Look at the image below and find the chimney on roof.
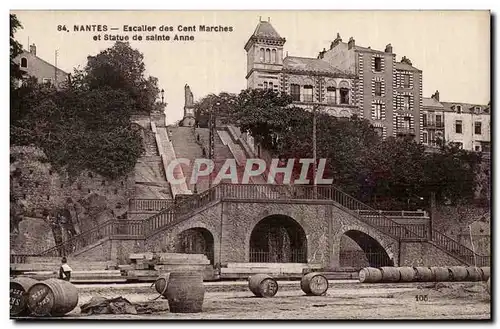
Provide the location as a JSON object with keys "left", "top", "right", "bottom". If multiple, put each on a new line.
{"left": 259, "top": 16, "right": 262, "bottom": 22}
{"left": 401, "top": 56, "right": 412, "bottom": 66}
{"left": 29, "top": 43, "right": 37, "bottom": 56}
{"left": 318, "top": 48, "right": 326, "bottom": 59}
{"left": 330, "top": 33, "right": 342, "bottom": 50}
{"left": 348, "top": 37, "right": 355, "bottom": 50}
{"left": 385, "top": 43, "right": 393, "bottom": 53}
{"left": 431, "top": 90, "right": 440, "bottom": 101}
{"left": 268, "top": 17, "right": 270, "bottom": 22}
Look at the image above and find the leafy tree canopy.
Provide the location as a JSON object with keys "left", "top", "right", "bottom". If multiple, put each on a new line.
{"left": 10, "top": 14, "right": 24, "bottom": 88}
{"left": 195, "top": 89, "right": 482, "bottom": 209}
{"left": 76, "top": 41, "right": 162, "bottom": 114}
{"left": 10, "top": 40, "right": 154, "bottom": 179}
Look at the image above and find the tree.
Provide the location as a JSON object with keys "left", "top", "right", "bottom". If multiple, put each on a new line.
{"left": 10, "top": 14, "right": 24, "bottom": 88}
{"left": 10, "top": 42, "right": 150, "bottom": 180}
{"left": 80, "top": 41, "right": 161, "bottom": 113}
{"left": 422, "top": 143, "right": 481, "bottom": 205}
{"left": 194, "top": 92, "right": 239, "bottom": 127}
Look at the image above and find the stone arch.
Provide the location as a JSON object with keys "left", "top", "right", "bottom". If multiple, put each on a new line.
{"left": 265, "top": 49, "right": 271, "bottom": 63}
{"left": 326, "top": 79, "right": 337, "bottom": 88}
{"left": 334, "top": 224, "right": 397, "bottom": 268}
{"left": 247, "top": 214, "right": 308, "bottom": 263}
{"left": 340, "top": 109, "right": 350, "bottom": 117}
{"left": 175, "top": 226, "right": 215, "bottom": 264}
{"left": 339, "top": 80, "right": 350, "bottom": 89}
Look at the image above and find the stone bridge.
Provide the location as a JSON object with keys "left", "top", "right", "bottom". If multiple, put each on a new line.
{"left": 144, "top": 198, "right": 401, "bottom": 268}
{"left": 34, "top": 184, "right": 487, "bottom": 269}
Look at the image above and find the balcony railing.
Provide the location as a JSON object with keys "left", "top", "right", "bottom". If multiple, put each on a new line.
{"left": 396, "top": 127, "right": 415, "bottom": 135}
{"left": 326, "top": 96, "right": 337, "bottom": 104}
{"left": 423, "top": 121, "right": 444, "bottom": 128}
{"left": 302, "top": 95, "right": 313, "bottom": 102}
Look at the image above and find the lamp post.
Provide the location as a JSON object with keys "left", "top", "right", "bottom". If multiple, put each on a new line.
{"left": 312, "top": 76, "right": 324, "bottom": 199}
{"left": 208, "top": 101, "right": 220, "bottom": 188}
{"left": 160, "top": 89, "right": 165, "bottom": 105}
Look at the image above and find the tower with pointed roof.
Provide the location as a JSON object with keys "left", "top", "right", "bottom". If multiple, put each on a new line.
{"left": 244, "top": 17, "right": 286, "bottom": 90}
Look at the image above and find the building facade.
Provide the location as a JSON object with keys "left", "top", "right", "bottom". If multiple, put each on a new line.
{"left": 244, "top": 19, "right": 359, "bottom": 119}
{"left": 244, "top": 19, "right": 422, "bottom": 140}
{"left": 442, "top": 101, "right": 491, "bottom": 152}
{"left": 321, "top": 35, "right": 422, "bottom": 140}
{"left": 421, "top": 91, "right": 445, "bottom": 148}
{"left": 13, "top": 44, "right": 69, "bottom": 88}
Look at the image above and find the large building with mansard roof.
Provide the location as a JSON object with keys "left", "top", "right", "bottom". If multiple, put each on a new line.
{"left": 244, "top": 18, "right": 423, "bottom": 141}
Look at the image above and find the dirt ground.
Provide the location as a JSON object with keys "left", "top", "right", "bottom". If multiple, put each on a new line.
{"left": 21, "top": 280, "right": 491, "bottom": 320}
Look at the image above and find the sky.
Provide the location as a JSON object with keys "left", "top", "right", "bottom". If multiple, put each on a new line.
{"left": 11, "top": 10, "right": 490, "bottom": 124}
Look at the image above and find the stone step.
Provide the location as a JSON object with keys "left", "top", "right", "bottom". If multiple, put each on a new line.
{"left": 14, "top": 270, "right": 126, "bottom": 283}
{"left": 227, "top": 262, "right": 321, "bottom": 269}
{"left": 12, "top": 261, "right": 115, "bottom": 272}
{"left": 130, "top": 252, "right": 208, "bottom": 262}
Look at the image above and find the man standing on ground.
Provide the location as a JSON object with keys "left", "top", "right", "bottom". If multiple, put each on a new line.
{"left": 59, "top": 257, "right": 72, "bottom": 281}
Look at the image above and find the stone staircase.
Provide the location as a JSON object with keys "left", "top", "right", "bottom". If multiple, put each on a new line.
{"left": 143, "top": 130, "right": 159, "bottom": 156}
{"left": 16, "top": 183, "right": 489, "bottom": 268}
{"left": 169, "top": 127, "right": 205, "bottom": 192}
{"left": 155, "top": 125, "right": 191, "bottom": 196}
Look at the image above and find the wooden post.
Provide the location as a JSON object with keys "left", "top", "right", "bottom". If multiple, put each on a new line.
{"left": 429, "top": 192, "right": 436, "bottom": 240}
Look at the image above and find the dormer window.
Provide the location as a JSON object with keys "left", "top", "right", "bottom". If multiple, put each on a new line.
{"left": 456, "top": 105, "right": 462, "bottom": 113}
{"left": 474, "top": 106, "right": 481, "bottom": 114}
{"left": 20, "top": 57, "right": 28, "bottom": 68}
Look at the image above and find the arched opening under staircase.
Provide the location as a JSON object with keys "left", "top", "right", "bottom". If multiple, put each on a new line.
{"left": 176, "top": 228, "right": 214, "bottom": 264}
{"left": 339, "top": 230, "right": 393, "bottom": 269}
{"left": 249, "top": 215, "right": 307, "bottom": 263}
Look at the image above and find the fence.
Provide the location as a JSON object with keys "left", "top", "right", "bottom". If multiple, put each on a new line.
{"left": 249, "top": 249, "right": 307, "bottom": 263}
{"left": 129, "top": 199, "right": 174, "bottom": 212}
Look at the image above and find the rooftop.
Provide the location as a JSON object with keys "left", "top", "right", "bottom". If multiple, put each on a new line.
{"left": 251, "top": 19, "right": 282, "bottom": 39}
{"left": 422, "top": 97, "right": 444, "bottom": 108}
{"left": 441, "top": 101, "right": 490, "bottom": 114}
{"left": 395, "top": 61, "right": 421, "bottom": 72}
{"left": 283, "top": 56, "right": 351, "bottom": 76}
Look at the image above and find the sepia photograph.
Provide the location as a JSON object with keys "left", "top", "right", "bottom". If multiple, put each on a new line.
{"left": 8, "top": 9, "right": 491, "bottom": 321}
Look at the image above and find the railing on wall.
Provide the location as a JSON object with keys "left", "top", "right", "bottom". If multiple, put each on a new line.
{"left": 38, "top": 220, "right": 115, "bottom": 257}
{"left": 129, "top": 199, "right": 174, "bottom": 212}
{"left": 432, "top": 230, "right": 490, "bottom": 266}
{"left": 359, "top": 210, "right": 428, "bottom": 218}
{"left": 26, "top": 182, "right": 488, "bottom": 267}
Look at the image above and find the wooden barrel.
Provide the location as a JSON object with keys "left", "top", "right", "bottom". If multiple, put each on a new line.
{"left": 154, "top": 273, "right": 170, "bottom": 296}
{"left": 359, "top": 267, "right": 382, "bottom": 283}
{"left": 449, "top": 266, "right": 468, "bottom": 281}
{"left": 480, "top": 267, "right": 490, "bottom": 281}
{"left": 398, "top": 267, "right": 416, "bottom": 282}
{"left": 166, "top": 271, "right": 205, "bottom": 313}
{"left": 10, "top": 277, "right": 38, "bottom": 317}
{"left": 430, "top": 267, "right": 451, "bottom": 282}
{"left": 414, "top": 267, "right": 434, "bottom": 282}
{"left": 27, "top": 279, "right": 78, "bottom": 316}
{"left": 300, "top": 273, "right": 328, "bottom": 296}
{"left": 465, "top": 267, "right": 482, "bottom": 282}
{"left": 380, "top": 267, "right": 400, "bottom": 282}
{"left": 248, "top": 274, "right": 279, "bottom": 297}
